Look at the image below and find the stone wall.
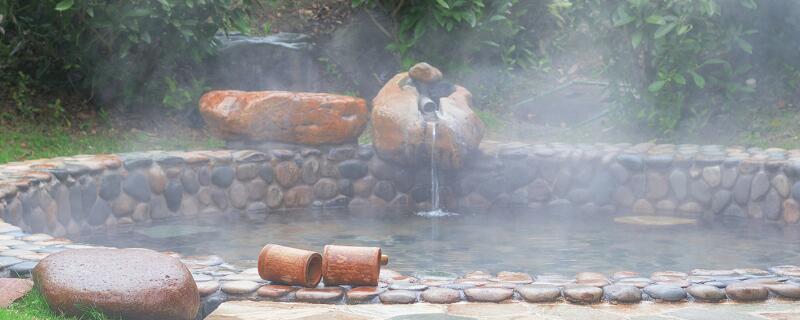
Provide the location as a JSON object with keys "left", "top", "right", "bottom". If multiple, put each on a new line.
{"left": 1, "top": 141, "right": 800, "bottom": 237}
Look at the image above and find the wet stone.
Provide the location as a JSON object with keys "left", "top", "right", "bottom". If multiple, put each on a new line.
{"left": 87, "top": 200, "right": 112, "bottom": 226}
{"left": 346, "top": 286, "right": 386, "bottom": 303}
{"left": 725, "top": 282, "right": 768, "bottom": 301}
{"left": 0, "top": 256, "right": 23, "bottom": 268}
{"left": 389, "top": 282, "right": 428, "bottom": 291}
{"left": 603, "top": 285, "right": 642, "bottom": 304}
{"left": 784, "top": 199, "right": 800, "bottom": 224}
{"left": 295, "top": 287, "right": 344, "bottom": 303}
{"left": 515, "top": 284, "right": 561, "bottom": 303}
{"left": 774, "top": 174, "right": 790, "bottom": 197}
{"left": 689, "top": 180, "right": 711, "bottom": 204}
{"left": 464, "top": 287, "right": 513, "bottom": 302}
{"left": 734, "top": 174, "right": 753, "bottom": 205}
{"left": 164, "top": 180, "right": 183, "bottom": 212}
{"left": 236, "top": 163, "right": 259, "bottom": 181}
{"left": 266, "top": 185, "right": 283, "bottom": 208}
{"left": 379, "top": 290, "right": 417, "bottom": 304}
{"left": 221, "top": 281, "right": 261, "bottom": 295}
{"left": 275, "top": 162, "right": 300, "bottom": 187}
{"left": 563, "top": 285, "right": 603, "bottom": 304}
{"left": 617, "top": 154, "right": 643, "bottom": 171}
{"left": 257, "top": 285, "right": 298, "bottom": 299}
{"left": 686, "top": 284, "right": 726, "bottom": 302}
{"left": 421, "top": 287, "right": 461, "bottom": 304}
{"left": 766, "top": 283, "right": 800, "bottom": 299}
{"left": 211, "top": 166, "right": 235, "bottom": 188}
{"left": 197, "top": 281, "right": 221, "bottom": 297}
{"left": 751, "top": 172, "right": 770, "bottom": 200}
{"left": 328, "top": 146, "right": 356, "bottom": 161}
{"left": 312, "top": 178, "right": 339, "bottom": 200}
{"left": 702, "top": 166, "right": 721, "bottom": 187}
{"left": 373, "top": 180, "right": 396, "bottom": 202}
{"left": 98, "top": 174, "right": 123, "bottom": 201}
{"left": 644, "top": 284, "right": 686, "bottom": 302}
{"left": 338, "top": 160, "right": 369, "bottom": 180}
{"left": 229, "top": 181, "right": 248, "bottom": 209}
{"left": 271, "top": 149, "right": 295, "bottom": 161}
{"left": 198, "top": 167, "right": 211, "bottom": 186}
{"left": 711, "top": 190, "right": 732, "bottom": 214}
{"left": 123, "top": 172, "right": 151, "bottom": 202}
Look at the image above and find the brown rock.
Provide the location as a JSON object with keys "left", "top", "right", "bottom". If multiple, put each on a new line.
{"left": 346, "top": 286, "right": 386, "bottom": 303}
{"left": 284, "top": 186, "right": 313, "bottom": 208}
{"left": 295, "top": 287, "right": 344, "bottom": 303}
{"left": 0, "top": 278, "right": 33, "bottom": 307}
{"left": 784, "top": 199, "right": 800, "bottom": 224}
{"left": 725, "top": 282, "right": 769, "bottom": 301}
{"left": 33, "top": 248, "right": 199, "bottom": 320}
{"left": 464, "top": 287, "right": 513, "bottom": 302}
{"left": 408, "top": 62, "right": 443, "bottom": 83}
{"left": 199, "top": 90, "right": 368, "bottom": 145}
{"left": 371, "top": 73, "right": 484, "bottom": 170}
{"left": 256, "top": 285, "right": 298, "bottom": 299}
{"left": 493, "top": 271, "right": 534, "bottom": 284}
{"left": 275, "top": 162, "right": 300, "bottom": 188}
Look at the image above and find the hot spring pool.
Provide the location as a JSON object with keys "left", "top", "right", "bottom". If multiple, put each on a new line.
{"left": 68, "top": 207, "right": 800, "bottom": 275}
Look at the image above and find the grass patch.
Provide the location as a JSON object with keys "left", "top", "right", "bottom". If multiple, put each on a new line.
{"left": 0, "top": 288, "right": 112, "bottom": 320}
{"left": 0, "top": 121, "right": 223, "bottom": 165}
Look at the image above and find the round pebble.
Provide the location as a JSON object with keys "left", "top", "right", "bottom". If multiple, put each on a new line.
{"left": 197, "top": 281, "right": 221, "bottom": 297}
{"left": 388, "top": 282, "right": 428, "bottom": 291}
{"left": 603, "top": 285, "right": 642, "bottom": 304}
{"left": 687, "top": 284, "right": 726, "bottom": 302}
{"left": 295, "top": 287, "right": 344, "bottom": 303}
{"left": 563, "top": 285, "right": 603, "bottom": 304}
{"left": 766, "top": 283, "right": 800, "bottom": 299}
{"left": 615, "top": 277, "right": 653, "bottom": 288}
{"left": 516, "top": 284, "right": 561, "bottom": 303}
{"left": 644, "top": 284, "right": 687, "bottom": 302}
{"left": 379, "top": 290, "right": 417, "bottom": 304}
{"left": 347, "top": 286, "right": 386, "bottom": 303}
{"left": 257, "top": 285, "right": 298, "bottom": 299}
{"left": 421, "top": 287, "right": 461, "bottom": 304}
{"left": 463, "top": 287, "right": 513, "bottom": 302}
{"left": 221, "top": 281, "right": 261, "bottom": 294}
{"left": 725, "top": 283, "right": 769, "bottom": 302}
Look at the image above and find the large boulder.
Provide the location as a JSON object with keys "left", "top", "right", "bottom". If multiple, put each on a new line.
{"left": 371, "top": 64, "right": 484, "bottom": 170}
{"left": 33, "top": 248, "right": 199, "bottom": 320}
{"left": 200, "top": 90, "right": 368, "bottom": 145}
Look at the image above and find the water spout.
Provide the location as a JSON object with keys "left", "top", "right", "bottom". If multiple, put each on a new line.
{"left": 417, "top": 119, "right": 457, "bottom": 218}
{"left": 418, "top": 94, "right": 440, "bottom": 122}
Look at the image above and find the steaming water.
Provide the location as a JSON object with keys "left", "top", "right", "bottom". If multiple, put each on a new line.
{"left": 69, "top": 207, "right": 800, "bottom": 275}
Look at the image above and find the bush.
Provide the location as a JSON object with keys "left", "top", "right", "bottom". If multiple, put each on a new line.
{"left": 0, "top": 0, "right": 260, "bottom": 119}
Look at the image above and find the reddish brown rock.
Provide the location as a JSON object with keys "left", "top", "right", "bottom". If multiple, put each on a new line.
{"left": 409, "top": 62, "right": 443, "bottom": 83}
{"left": 33, "top": 248, "right": 199, "bottom": 320}
{"left": 0, "top": 278, "right": 33, "bottom": 307}
{"left": 199, "top": 90, "right": 368, "bottom": 145}
{"left": 256, "top": 285, "right": 298, "bottom": 299}
{"left": 371, "top": 72, "right": 484, "bottom": 170}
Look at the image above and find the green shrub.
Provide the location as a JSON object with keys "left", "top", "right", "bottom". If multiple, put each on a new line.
{"left": 0, "top": 0, "right": 260, "bottom": 119}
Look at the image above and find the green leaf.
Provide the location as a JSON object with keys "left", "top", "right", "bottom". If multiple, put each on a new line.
{"left": 631, "top": 31, "right": 643, "bottom": 48}
{"left": 645, "top": 15, "right": 664, "bottom": 25}
{"left": 688, "top": 70, "right": 705, "bottom": 89}
{"left": 648, "top": 80, "right": 667, "bottom": 92}
{"left": 436, "top": 0, "right": 450, "bottom": 9}
{"left": 55, "top": 0, "right": 74, "bottom": 11}
{"left": 654, "top": 22, "right": 677, "bottom": 39}
{"left": 736, "top": 38, "right": 753, "bottom": 54}
{"left": 674, "top": 74, "right": 686, "bottom": 85}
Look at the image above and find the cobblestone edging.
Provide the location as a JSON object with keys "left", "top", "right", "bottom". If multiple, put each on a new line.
{"left": 2, "top": 141, "right": 800, "bottom": 237}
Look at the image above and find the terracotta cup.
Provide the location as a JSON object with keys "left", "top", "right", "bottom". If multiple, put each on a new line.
{"left": 321, "top": 245, "right": 388, "bottom": 286}
{"left": 258, "top": 244, "right": 322, "bottom": 287}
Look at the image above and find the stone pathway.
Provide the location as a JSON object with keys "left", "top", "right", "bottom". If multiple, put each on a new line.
{"left": 208, "top": 301, "right": 800, "bottom": 320}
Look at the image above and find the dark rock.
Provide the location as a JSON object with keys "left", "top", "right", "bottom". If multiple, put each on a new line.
{"left": 338, "top": 160, "right": 369, "bottom": 180}
{"left": 295, "top": 287, "right": 343, "bottom": 303}
{"left": 271, "top": 149, "right": 296, "bottom": 161}
{"left": 198, "top": 167, "right": 211, "bottom": 186}
{"left": 734, "top": 175, "right": 753, "bottom": 205}
{"left": 379, "top": 290, "right": 417, "bottom": 304}
{"left": 689, "top": 179, "right": 711, "bottom": 204}
{"left": 603, "top": 285, "right": 642, "bottom": 304}
{"left": 420, "top": 287, "right": 461, "bottom": 304}
{"left": 374, "top": 180, "right": 396, "bottom": 202}
{"left": 337, "top": 179, "right": 354, "bottom": 197}
{"left": 301, "top": 158, "right": 320, "bottom": 184}
{"left": 357, "top": 145, "right": 374, "bottom": 160}
{"left": 122, "top": 156, "right": 153, "bottom": 170}
{"left": 515, "top": 284, "right": 561, "bottom": 303}
{"left": 87, "top": 200, "right": 111, "bottom": 226}
{"left": 236, "top": 163, "right": 259, "bottom": 181}
{"left": 81, "top": 178, "right": 97, "bottom": 215}
{"left": 211, "top": 189, "right": 228, "bottom": 210}
{"left": 686, "top": 284, "right": 726, "bottom": 302}
{"left": 711, "top": 190, "right": 732, "bottom": 214}
{"left": 211, "top": 166, "right": 235, "bottom": 188}
{"left": 33, "top": 248, "right": 199, "bottom": 320}
{"left": 722, "top": 167, "right": 738, "bottom": 188}
{"left": 725, "top": 283, "right": 768, "bottom": 301}
{"left": 763, "top": 189, "right": 783, "bottom": 220}
{"left": 617, "top": 154, "right": 643, "bottom": 171}
{"left": 258, "top": 165, "right": 274, "bottom": 183}
{"left": 609, "top": 163, "right": 630, "bottom": 182}
{"left": 563, "top": 285, "right": 602, "bottom": 304}
{"left": 99, "top": 174, "right": 123, "bottom": 201}
{"left": 792, "top": 181, "right": 800, "bottom": 202}
{"left": 123, "top": 172, "right": 151, "bottom": 202}
{"left": 164, "top": 181, "right": 183, "bottom": 212}
{"left": 180, "top": 170, "right": 200, "bottom": 195}
{"left": 328, "top": 146, "right": 356, "bottom": 161}
{"left": 751, "top": 172, "right": 770, "bottom": 201}
{"left": 644, "top": 284, "right": 686, "bottom": 302}
{"left": 266, "top": 185, "right": 283, "bottom": 208}
{"left": 228, "top": 181, "right": 248, "bottom": 209}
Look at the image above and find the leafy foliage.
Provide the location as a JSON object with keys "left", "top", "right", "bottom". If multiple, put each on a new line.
{"left": 0, "top": 0, "right": 259, "bottom": 120}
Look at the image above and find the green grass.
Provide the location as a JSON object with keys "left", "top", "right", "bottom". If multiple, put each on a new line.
{"left": 0, "top": 122, "right": 224, "bottom": 164}
{"left": 0, "top": 288, "right": 111, "bottom": 320}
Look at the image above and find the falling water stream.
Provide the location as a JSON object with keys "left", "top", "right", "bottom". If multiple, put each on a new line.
{"left": 417, "top": 116, "right": 457, "bottom": 243}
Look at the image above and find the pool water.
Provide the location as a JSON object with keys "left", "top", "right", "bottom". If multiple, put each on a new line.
{"left": 68, "top": 207, "right": 800, "bottom": 275}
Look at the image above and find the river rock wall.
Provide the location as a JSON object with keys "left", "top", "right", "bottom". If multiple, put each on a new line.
{"left": 1, "top": 141, "right": 799, "bottom": 237}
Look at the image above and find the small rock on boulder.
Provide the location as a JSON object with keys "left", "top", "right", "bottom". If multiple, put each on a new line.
{"left": 200, "top": 90, "right": 368, "bottom": 145}
{"left": 33, "top": 248, "right": 199, "bottom": 320}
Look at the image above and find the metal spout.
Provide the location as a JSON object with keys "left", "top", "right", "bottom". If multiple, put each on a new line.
{"left": 419, "top": 94, "right": 439, "bottom": 121}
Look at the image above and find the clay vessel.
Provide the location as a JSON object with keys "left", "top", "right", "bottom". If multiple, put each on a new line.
{"left": 258, "top": 244, "right": 322, "bottom": 287}
{"left": 322, "top": 245, "right": 388, "bottom": 286}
